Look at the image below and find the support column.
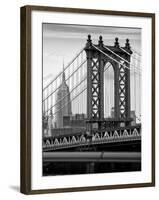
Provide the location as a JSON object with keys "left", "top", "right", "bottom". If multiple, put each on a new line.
{"left": 85, "top": 35, "right": 93, "bottom": 132}
{"left": 125, "top": 64, "right": 131, "bottom": 120}
{"left": 114, "top": 62, "right": 120, "bottom": 120}
{"left": 98, "top": 36, "right": 105, "bottom": 129}
{"left": 85, "top": 35, "right": 105, "bottom": 132}
{"left": 125, "top": 39, "right": 131, "bottom": 123}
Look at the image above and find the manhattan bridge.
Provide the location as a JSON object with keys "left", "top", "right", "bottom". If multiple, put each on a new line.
{"left": 42, "top": 35, "right": 141, "bottom": 175}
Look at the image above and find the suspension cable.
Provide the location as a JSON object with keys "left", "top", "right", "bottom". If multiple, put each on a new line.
{"left": 43, "top": 48, "right": 84, "bottom": 91}
{"left": 103, "top": 45, "right": 141, "bottom": 71}
{"left": 93, "top": 44, "right": 141, "bottom": 121}
{"left": 119, "top": 47, "right": 141, "bottom": 63}
{"left": 43, "top": 59, "right": 87, "bottom": 102}
{"left": 44, "top": 74, "right": 87, "bottom": 115}
{"left": 92, "top": 44, "right": 141, "bottom": 75}
{"left": 45, "top": 63, "right": 111, "bottom": 118}
{"left": 53, "top": 85, "right": 87, "bottom": 117}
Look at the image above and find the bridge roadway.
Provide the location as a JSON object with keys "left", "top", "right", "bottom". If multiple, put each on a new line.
{"left": 43, "top": 124, "right": 141, "bottom": 151}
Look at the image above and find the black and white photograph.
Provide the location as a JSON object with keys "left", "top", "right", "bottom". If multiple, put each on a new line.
{"left": 20, "top": 6, "right": 155, "bottom": 194}
{"left": 42, "top": 24, "right": 142, "bottom": 176}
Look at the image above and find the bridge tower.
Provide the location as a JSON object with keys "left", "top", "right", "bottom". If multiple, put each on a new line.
{"left": 84, "top": 35, "right": 133, "bottom": 132}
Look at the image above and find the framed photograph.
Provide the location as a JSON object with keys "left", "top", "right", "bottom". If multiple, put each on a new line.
{"left": 20, "top": 5, "right": 155, "bottom": 194}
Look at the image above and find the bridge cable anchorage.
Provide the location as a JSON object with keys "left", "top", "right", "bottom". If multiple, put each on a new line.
{"left": 103, "top": 45, "right": 141, "bottom": 72}
{"left": 119, "top": 47, "right": 141, "bottom": 63}
{"left": 43, "top": 47, "right": 85, "bottom": 91}
{"left": 45, "top": 64, "right": 111, "bottom": 119}
{"left": 43, "top": 59, "right": 87, "bottom": 102}
{"left": 92, "top": 44, "right": 141, "bottom": 75}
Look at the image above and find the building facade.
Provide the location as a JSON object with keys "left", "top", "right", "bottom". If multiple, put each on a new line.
{"left": 55, "top": 69, "right": 72, "bottom": 128}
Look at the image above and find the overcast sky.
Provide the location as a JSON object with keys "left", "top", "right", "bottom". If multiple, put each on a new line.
{"left": 43, "top": 23, "right": 141, "bottom": 79}
{"left": 42, "top": 23, "right": 141, "bottom": 118}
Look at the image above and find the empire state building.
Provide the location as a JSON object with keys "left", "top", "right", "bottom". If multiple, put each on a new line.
{"left": 55, "top": 68, "right": 72, "bottom": 128}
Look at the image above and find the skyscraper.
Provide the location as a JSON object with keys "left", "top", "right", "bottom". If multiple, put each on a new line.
{"left": 55, "top": 67, "right": 72, "bottom": 128}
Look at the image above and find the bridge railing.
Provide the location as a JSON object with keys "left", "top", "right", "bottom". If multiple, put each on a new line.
{"left": 43, "top": 124, "right": 141, "bottom": 151}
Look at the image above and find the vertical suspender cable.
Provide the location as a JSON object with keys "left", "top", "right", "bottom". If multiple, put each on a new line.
{"left": 134, "top": 58, "right": 136, "bottom": 122}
